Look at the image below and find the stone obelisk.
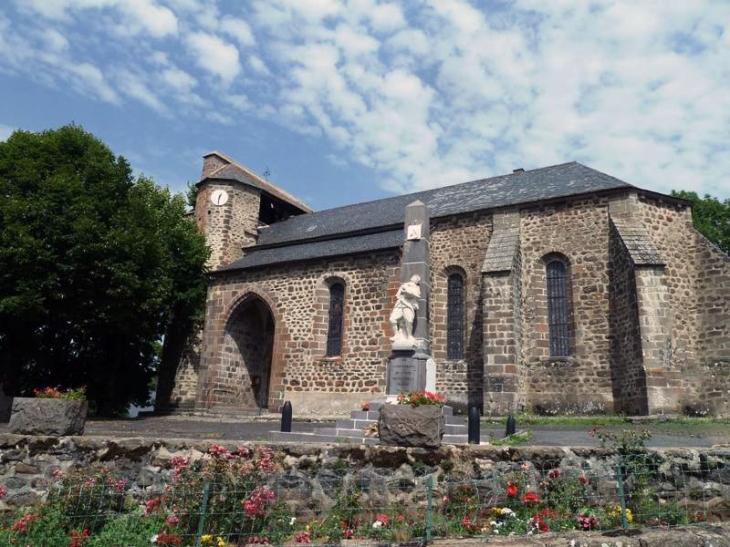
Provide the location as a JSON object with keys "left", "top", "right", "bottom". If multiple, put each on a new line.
{"left": 386, "top": 200, "right": 435, "bottom": 396}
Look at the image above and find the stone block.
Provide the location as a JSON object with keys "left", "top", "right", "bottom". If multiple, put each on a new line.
{"left": 9, "top": 398, "right": 88, "bottom": 436}
{"left": 378, "top": 404, "right": 445, "bottom": 448}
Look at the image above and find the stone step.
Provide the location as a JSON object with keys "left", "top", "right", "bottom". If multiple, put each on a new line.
{"left": 318, "top": 427, "right": 373, "bottom": 439}
{"left": 270, "top": 430, "right": 471, "bottom": 445}
{"left": 269, "top": 431, "right": 380, "bottom": 445}
{"left": 336, "top": 418, "right": 377, "bottom": 429}
{"left": 445, "top": 424, "right": 467, "bottom": 434}
{"left": 442, "top": 434, "right": 468, "bottom": 444}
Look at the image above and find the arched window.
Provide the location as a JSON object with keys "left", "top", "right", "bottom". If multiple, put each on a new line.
{"left": 326, "top": 282, "right": 345, "bottom": 357}
{"left": 546, "top": 259, "right": 570, "bottom": 356}
{"left": 447, "top": 273, "right": 465, "bottom": 360}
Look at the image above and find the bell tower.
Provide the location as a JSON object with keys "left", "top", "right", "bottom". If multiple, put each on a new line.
{"left": 193, "top": 151, "right": 311, "bottom": 270}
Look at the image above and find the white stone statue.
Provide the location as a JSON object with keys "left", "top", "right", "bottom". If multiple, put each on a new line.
{"left": 389, "top": 274, "right": 421, "bottom": 343}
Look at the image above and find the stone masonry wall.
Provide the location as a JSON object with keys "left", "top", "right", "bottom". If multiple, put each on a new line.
{"left": 608, "top": 220, "right": 646, "bottom": 414}
{"left": 430, "top": 212, "right": 492, "bottom": 407}
{"left": 520, "top": 198, "right": 614, "bottom": 414}
{"left": 197, "top": 252, "right": 401, "bottom": 414}
{"left": 195, "top": 182, "right": 261, "bottom": 271}
{"left": 216, "top": 300, "right": 274, "bottom": 408}
{"left": 638, "top": 196, "right": 730, "bottom": 415}
{"left": 2, "top": 434, "right": 729, "bottom": 541}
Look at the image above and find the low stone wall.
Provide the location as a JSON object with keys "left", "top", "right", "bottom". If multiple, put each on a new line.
{"left": 1, "top": 434, "right": 729, "bottom": 521}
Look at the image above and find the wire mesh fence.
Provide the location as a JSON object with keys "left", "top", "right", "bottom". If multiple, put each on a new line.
{"left": 1, "top": 445, "right": 729, "bottom": 546}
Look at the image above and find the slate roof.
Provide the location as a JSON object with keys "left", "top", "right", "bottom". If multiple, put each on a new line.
{"left": 221, "top": 161, "right": 637, "bottom": 272}
{"left": 256, "top": 162, "right": 633, "bottom": 247}
{"left": 221, "top": 230, "right": 403, "bottom": 271}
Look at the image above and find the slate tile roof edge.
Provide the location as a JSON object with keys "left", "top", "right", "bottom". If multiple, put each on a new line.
{"left": 201, "top": 150, "right": 313, "bottom": 213}
{"left": 214, "top": 230, "right": 403, "bottom": 273}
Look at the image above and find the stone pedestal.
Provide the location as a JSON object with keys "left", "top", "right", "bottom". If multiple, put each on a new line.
{"left": 9, "top": 398, "right": 88, "bottom": 436}
{"left": 386, "top": 350, "right": 427, "bottom": 396}
{"left": 378, "top": 404, "right": 445, "bottom": 448}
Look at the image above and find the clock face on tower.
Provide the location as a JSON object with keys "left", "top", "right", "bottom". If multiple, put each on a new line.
{"left": 210, "top": 189, "right": 229, "bottom": 206}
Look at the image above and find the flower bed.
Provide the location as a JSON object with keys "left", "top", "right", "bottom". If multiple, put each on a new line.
{"left": 0, "top": 444, "right": 730, "bottom": 547}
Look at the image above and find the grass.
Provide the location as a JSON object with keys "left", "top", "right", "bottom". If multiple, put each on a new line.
{"left": 482, "top": 412, "right": 730, "bottom": 427}
{"left": 490, "top": 430, "right": 533, "bottom": 446}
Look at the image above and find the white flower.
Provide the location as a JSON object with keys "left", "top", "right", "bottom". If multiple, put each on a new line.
{"left": 290, "top": 517, "right": 297, "bottom": 526}
{"left": 151, "top": 534, "right": 159, "bottom": 544}
{"left": 372, "top": 521, "right": 383, "bottom": 529}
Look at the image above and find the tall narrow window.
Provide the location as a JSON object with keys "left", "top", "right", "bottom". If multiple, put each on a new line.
{"left": 546, "top": 259, "right": 570, "bottom": 356}
{"left": 326, "top": 282, "right": 345, "bottom": 357}
{"left": 447, "top": 273, "right": 465, "bottom": 360}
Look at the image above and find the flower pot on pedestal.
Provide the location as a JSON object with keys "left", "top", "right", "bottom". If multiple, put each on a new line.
{"left": 378, "top": 404, "right": 444, "bottom": 448}
{"left": 9, "top": 397, "right": 88, "bottom": 436}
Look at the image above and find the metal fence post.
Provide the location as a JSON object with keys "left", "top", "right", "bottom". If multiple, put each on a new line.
{"left": 616, "top": 461, "right": 629, "bottom": 531}
{"left": 195, "top": 482, "right": 211, "bottom": 547}
{"left": 425, "top": 475, "right": 434, "bottom": 543}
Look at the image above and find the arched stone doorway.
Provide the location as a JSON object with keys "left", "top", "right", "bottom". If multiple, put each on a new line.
{"left": 221, "top": 295, "right": 275, "bottom": 410}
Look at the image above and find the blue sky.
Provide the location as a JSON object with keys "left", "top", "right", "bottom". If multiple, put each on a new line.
{"left": 1, "top": 0, "right": 729, "bottom": 211}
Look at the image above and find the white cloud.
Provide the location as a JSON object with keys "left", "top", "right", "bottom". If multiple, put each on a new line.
{"left": 116, "top": 69, "right": 167, "bottom": 113}
{"left": 0, "top": 124, "right": 17, "bottom": 142}
{"left": 2, "top": 0, "right": 730, "bottom": 199}
{"left": 220, "top": 17, "right": 256, "bottom": 47}
{"left": 186, "top": 32, "right": 241, "bottom": 85}
{"left": 18, "top": 0, "right": 178, "bottom": 37}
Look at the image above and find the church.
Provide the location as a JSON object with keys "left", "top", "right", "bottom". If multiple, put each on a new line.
{"left": 170, "top": 151, "right": 730, "bottom": 417}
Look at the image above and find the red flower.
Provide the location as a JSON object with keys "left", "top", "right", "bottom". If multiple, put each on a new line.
{"left": 579, "top": 475, "right": 590, "bottom": 485}
{"left": 520, "top": 491, "right": 539, "bottom": 504}
{"left": 547, "top": 468, "right": 561, "bottom": 479}
{"left": 68, "top": 528, "right": 88, "bottom": 547}
{"left": 506, "top": 482, "right": 518, "bottom": 497}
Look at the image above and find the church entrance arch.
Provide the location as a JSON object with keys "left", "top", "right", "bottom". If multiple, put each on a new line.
{"left": 221, "top": 294, "right": 275, "bottom": 410}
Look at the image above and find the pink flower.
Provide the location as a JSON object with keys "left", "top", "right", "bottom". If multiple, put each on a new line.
{"left": 576, "top": 512, "right": 599, "bottom": 530}
{"left": 547, "top": 468, "right": 561, "bottom": 479}
{"left": 145, "top": 497, "right": 162, "bottom": 513}
{"left": 579, "top": 475, "right": 590, "bottom": 485}
{"left": 375, "top": 513, "right": 388, "bottom": 525}
{"left": 165, "top": 514, "right": 179, "bottom": 526}
{"left": 208, "top": 443, "right": 231, "bottom": 459}
{"left": 242, "top": 485, "right": 275, "bottom": 516}
{"left": 294, "top": 531, "right": 311, "bottom": 544}
{"left": 0, "top": 485, "right": 6, "bottom": 499}
{"left": 51, "top": 469, "right": 65, "bottom": 479}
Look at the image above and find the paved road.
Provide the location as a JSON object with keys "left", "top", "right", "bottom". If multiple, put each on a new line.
{"left": 2, "top": 417, "right": 726, "bottom": 448}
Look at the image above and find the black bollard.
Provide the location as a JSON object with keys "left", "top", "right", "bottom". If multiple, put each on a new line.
{"left": 505, "top": 412, "right": 516, "bottom": 436}
{"left": 468, "top": 404, "right": 480, "bottom": 444}
{"left": 281, "top": 401, "right": 292, "bottom": 432}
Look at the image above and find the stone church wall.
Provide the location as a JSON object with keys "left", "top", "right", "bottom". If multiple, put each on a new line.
{"left": 198, "top": 252, "right": 400, "bottom": 414}
{"left": 429, "top": 212, "right": 492, "bottom": 408}
{"left": 519, "top": 197, "right": 614, "bottom": 413}
{"left": 638, "top": 196, "right": 730, "bottom": 414}
{"left": 608, "top": 220, "right": 645, "bottom": 414}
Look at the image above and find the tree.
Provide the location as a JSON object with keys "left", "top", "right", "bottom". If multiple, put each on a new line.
{"left": 0, "top": 125, "right": 209, "bottom": 414}
{"left": 672, "top": 190, "right": 730, "bottom": 255}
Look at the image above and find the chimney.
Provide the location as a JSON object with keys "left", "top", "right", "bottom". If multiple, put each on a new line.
{"left": 201, "top": 152, "right": 230, "bottom": 180}
{"left": 513, "top": 168, "right": 525, "bottom": 174}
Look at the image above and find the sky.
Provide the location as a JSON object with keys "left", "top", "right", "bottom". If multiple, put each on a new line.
{"left": 0, "top": 0, "right": 729, "bottom": 211}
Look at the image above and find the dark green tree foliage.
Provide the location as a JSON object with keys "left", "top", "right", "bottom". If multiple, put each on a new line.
{"left": 672, "top": 190, "right": 730, "bottom": 255}
{"left": 0, "top": 125, "right": 209, "bottom": 414}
